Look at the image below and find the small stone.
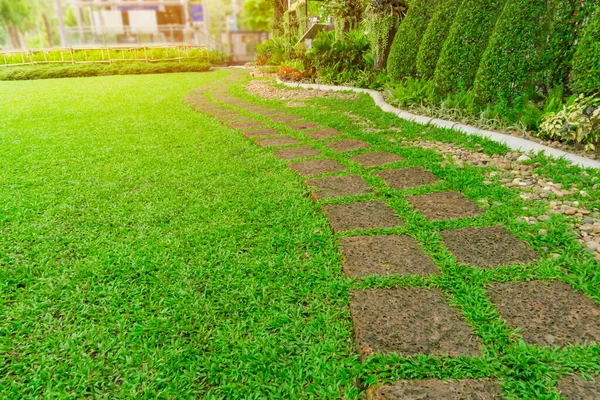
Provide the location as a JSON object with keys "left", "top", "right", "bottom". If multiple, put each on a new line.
{"left": 539, "top": 229, "right": 548, "bottom": 235}
{"left": 586, "top": 241, "right": 599, "bottom": 251}
{"left": 565, "top": 207, "right": 577, "bottom": 215}
{"left": 594, "top": 225, "right": 600, "bottom": 234}
{"left": 584, "top": 218, "right": 594, "bottom": 224}
{"left": 517, "top": 155, "right": 531, "bottom": 162}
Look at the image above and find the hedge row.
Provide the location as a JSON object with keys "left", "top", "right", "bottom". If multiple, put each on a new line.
{"left": 0, "top": 61, "right": 211, "bottom": 81}
{"left": 571, "top": 7, "right": 600, "bottom": 95}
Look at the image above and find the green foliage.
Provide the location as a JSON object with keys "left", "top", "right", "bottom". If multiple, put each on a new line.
{"left": 256, "top": 36, "right": 288, "bottom": 65}
{"left": 386, "top": 0, "right": 441, "bottom": 80}
{"left": 473, "top": 0, "right": 547, "bottom": 104}
{"left": 296, "top": 0, "right": 308, "bottom": 37}
{"left": 322, "top": 0, "right": 366, "bottom": 31}
{"left": 415, "top": 0, "right": 462, "bottom": 80}
{"left": 365, "top": 14, "right": 398, "bottom": 71}
{"left": 538, "top": 94, "right": 600, "bottom": 150}
{"left": 0, "top": 61, "right": 211, "bottom": 81}
{"left": 433, "top": 0, "right": 507, "bottom": 94}
{"left": 282, "top": 10, "right": 298, "bottom": 50}
{"left": 240, "top": 0, "right": 274, "bottom": 31}
{"left": 571, "top": 7, "right": 600, "bottom": 95}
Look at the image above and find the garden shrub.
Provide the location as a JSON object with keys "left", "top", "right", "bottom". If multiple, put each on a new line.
{"left": 473, "top": 0, "right": 547, "bottom": 104}
{"left": 386, "top": 0, "right": 441, "bottom": 80}
{"left": 433, "top": 0, "right": 507, "bottom": 95}
{"left": 296, "top": 1, "right": 308, "bottom": 37}
{"left": 0, "top": 61, "right": 211, "bottom": 81}
{"left": 571, "top": 7, "right": 600, "bottom": 95}
{"left": 415, "top": 0, "right": 462, "bottom": 80}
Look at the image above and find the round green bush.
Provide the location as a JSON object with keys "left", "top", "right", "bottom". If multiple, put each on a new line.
{"left": 571, "top": 7, "right": 600, "bottom": 95}
{"left": 415, "top": 0, "right": 462, "bottom": 80}
{"left": 473, "top": 0, "right": 547, "bottom": 103}
{"left": 387, "top": 0, "right": 441, "bottom": 80}
{"left": 433, "top": 0, "right": 507, "bottom": 95}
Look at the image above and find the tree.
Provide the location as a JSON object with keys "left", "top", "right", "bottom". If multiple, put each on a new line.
{"left": 241, "top": 0, "right": 273, "bottom": 31}
{"left": 0, "top": 0, "right": 31, "bottom": 49}
{"left": 366, "top": 0, "right": 408, "bottom": 71}
{"left": 571, "top": 6, "right": 600, "bottom": 95}
{"left": 415, "top": 0, "right": 462, "bottom": 80}
{"left": 323, "top": 0, "right": 367, "bottom": 31}
{"left": 433, "top": 0, "right": 507, "bottom": 94}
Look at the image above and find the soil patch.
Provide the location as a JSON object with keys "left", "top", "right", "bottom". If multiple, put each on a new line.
{"left": 305, "top": 175, "right": 372, "bottom": 200}
{"left": 245, "top": 80, "right": 358, "bottom": 101}
{"left": 322, "top": 200, "right": 404, "bottom": 232}
{"left": 289, "top": 122, "right": 322, "bottom": 131}
{"left": 558, "top": 374, "right": 600, "bottom": 400}
{"left": 325, "top": 139, "right": 371, "bottom": 153}
{"left": 441, "top": 226, "right": 539, "bottom": 268}
{"left": 350, "top": 152, "right": 405, "bottom": 168}
{"left": 350, "top": 288, "right": 482, "bottom": 357}
{"left": 371, "top": 380, "right": 502, "bottom": 400}
{"left": 273, "top": 115, "right": 302, "bottom": 123}
{"left": 228, "top": 121, "right": 265, "bottom": 130}
{"left": 407, "top": 192, "right": 483, "bottom": 221}
{"left": 274, "top": 146, "right": 321, "bottom": 160}
{"left": 340, "top": 235, "right": 438, "bottom": 277}
{"left": 289, "top": 159, "right": 346, "bottom": 176}
{"left": 304, "top": 128, "right": 344, "bottom": 140}
{"left": 375, "top": 167, "right": 440, "bottom": 190}
{"left": 242, "top": 128, "right": 281, "bottom": 138}
{"left": 487, "top": 281, "right": 600, "bottom": 347}
{"left": 255, "top": 136, "right": 300, "bottom": 147}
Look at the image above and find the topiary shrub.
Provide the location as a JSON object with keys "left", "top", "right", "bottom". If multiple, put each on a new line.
{"left": 571, "top": 7, "right": 600, "bottom": 95}
{"left": 433, "top": 0, "right": 507, "bottom": 95}
{"left": 473, "top": 0, "right": 547, "bottom": 103}
{"left": 415, "top": 0, "right": 462, "bottom": 80}
{"left": 386, "top": 0, "right": 441, "bottom": 80}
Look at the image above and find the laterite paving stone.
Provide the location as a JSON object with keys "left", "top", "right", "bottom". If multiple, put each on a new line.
{"left": 340, "top": 235, "right": 438, "bottom": 277}
{"left": 305, "top": 175, "right": 372, "bottom": 200}
{"left": 407, "top": 191, "right": 483, "bottom": 221}
{"left": 253, "top": 109, "right": 288, "bottom": 117}
{"left": 558, "top": 374, "right": 600, "bottom": 400}
{"left": 350, "top": 288, "right": 482, "bottom": 357}
{"left": 272, "top": 115, "right": 302, "bottom": 123}
{"left": 325, "top": 139, "right": 371, "bottom": 153}
{"left": 370, "top": 380, "right": 502, "bottom": 400}
{"left": 350, "top": 152, "right": 405, "bottom": 168}
{"left": 304, "top": 128, "right": 344, "bottom": 140}
{"left": 289, "top": 159, "right": 346, "bottom": 176}
{"left": 255, "top": 136, "right": 300, "bottom": 148}
{"left": 375, "top": 167, "right": 440, "bottom": 190}
{"left": 242, "top": 128, "right": 282, "bottom": 138}
{"left": 322, "top": 200, "right": 403, "bottom": 232}
{"left": 441, "top": 226, "right": 539, "bottom": 268}
{"left": 289, "top": 121, "right": 322, "bottom": 131}
{"left": 487, "top": 281, "right": 600, "bottom": 347}
{"left": 274, "top": 146, "right": 321, "bottom": 160}
{"left": 228, "top": 121, "right": 266, "bottom": 130}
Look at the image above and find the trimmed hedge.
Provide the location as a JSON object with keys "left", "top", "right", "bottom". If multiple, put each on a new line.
{"left": 433, "top": 0, "right": 506, "bottom": 94}
{"left": 473, "top": 0, "right": 547, "bottom": 103}
{"left": 571, "top": 7, "right": 600, "bottom": 95}
{"left": 415, "top": 0, "right": 462, "bottom": 80}
{"left": 0, "top": 61, "right": 211, "bottom": 81}
{"left": 387, "top": 0, "right": 441, "bottom": 80}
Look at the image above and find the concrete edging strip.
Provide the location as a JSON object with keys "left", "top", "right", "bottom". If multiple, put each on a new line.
{"left": 276, "top": 78, "right": 600, "bottom": 169}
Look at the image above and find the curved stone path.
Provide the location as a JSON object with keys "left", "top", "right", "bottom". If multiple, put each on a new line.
{"left": 185, "top": 70, "right": 600, "bottom": 399}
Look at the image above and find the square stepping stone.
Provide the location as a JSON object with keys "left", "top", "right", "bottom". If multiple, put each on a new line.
{"left": 325, "top": 139, "right": 371, "bottom": 153}
{"left": 255, "top": 136, "right": 300, "bottom": 147}
{"left": 254, "top": 110, "right": 288, "bottom": 117}
{"left": 350, "top": 152, "right": 404, "bottom": 168}
{"left": 289, "top": 159, "right": 347, "bottom": 176}
{"left": 407, "top": 191, "right": 483, "bottom": 221}
{"left": 304, "top": 128, "right": 344, "bottom": 140}
{"left": 340, "top": 235, "right": 438, "bottom": 277}
{"left": 441, "top": 226, "right": 539, "bottom": 268}
{"left": 228, "top": 121, "right": 265, "bottom": 130}
{"left": 350, "top": 288, "right": 482, "bottom": 357}
{"left": 305, "top": 174, "right": 372, "bottom": 200}
{"left": 274, "top": 146, "right": 321, "bottom": 160}
{"left": 272, "top": 114, "right": 302, "bottom": 123}
{"left": 375, "top": 167, "right": 440, "bottom": 190}
{"left": 486, "top": 281, "right": 600, "bottom": 347}
{"left": 371, "top": 380, "right": 502, "bottom": 400}
{"left": 322, "top": 200, "right": 403, "bottom": 232}
{"left": 205, "top": 110, "right": 236, "bottom": 117}
{"left": 289, "top": 121, "right": 322, "bottom": 131}
{"left": 242, "top": 128, "right": 281, "bottom": 138}
{"left": 558, "top": 374, "right": 600, "bottom": 400}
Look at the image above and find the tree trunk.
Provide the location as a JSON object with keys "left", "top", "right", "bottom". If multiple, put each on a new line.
{"left": 380, "top": 24, "right": 398, "bottom": 70}
{"left": 42, "top": 14, "right": 55, "bottom": 48}
{"left": 9, "top": 21, "right": 22, "bottom": 49}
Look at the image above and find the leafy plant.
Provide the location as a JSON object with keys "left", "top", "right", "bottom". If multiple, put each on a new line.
{"left": 570, "top": 7, "right": 600, "bottom": 96}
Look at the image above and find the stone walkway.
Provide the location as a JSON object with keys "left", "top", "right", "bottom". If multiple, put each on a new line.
{"left": 184, "top": 71, "right": 600, "bottom": 399}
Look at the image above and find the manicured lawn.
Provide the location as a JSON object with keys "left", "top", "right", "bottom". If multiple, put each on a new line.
{"left": 0, "top": 72, "right": 358, "bottom": 398}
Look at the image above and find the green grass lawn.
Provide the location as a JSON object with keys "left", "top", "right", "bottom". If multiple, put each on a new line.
{"left": 0, "top": 71, "right": 358, "bottom": 398}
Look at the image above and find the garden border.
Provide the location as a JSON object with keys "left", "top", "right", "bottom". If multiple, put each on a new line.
{"left": 276, "top": 79, "right": 600, "bottom": 170}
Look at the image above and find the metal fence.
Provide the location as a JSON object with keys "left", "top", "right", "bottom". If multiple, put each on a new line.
{"left": 0, "top": 45, "right": 210, "bottom": 67}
